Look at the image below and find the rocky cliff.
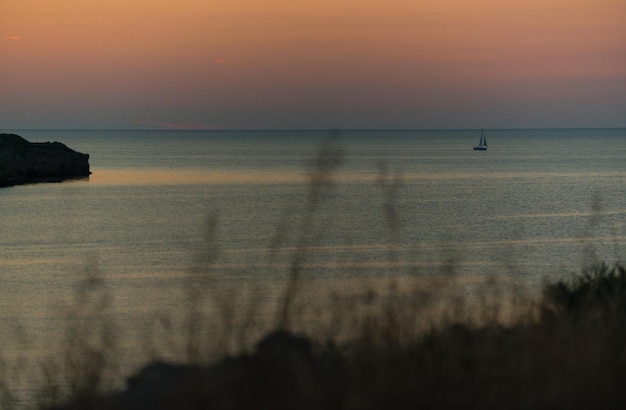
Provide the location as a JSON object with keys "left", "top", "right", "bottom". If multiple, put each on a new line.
{"left": 0, "top": 133, "right": 90, "bottom": 187}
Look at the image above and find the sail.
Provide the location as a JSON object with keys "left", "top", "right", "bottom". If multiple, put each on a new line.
{"left": 473, "top": 129, "right": 488, "bottom": 150}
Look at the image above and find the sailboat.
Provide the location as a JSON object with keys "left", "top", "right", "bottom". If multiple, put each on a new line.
{"left": 473, "top": 129, "right": 488, "bottom": 151}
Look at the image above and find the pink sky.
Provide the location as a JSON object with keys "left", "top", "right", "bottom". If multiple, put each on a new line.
{"left": 1, "top": 0, "right": 624, "bottom": 129}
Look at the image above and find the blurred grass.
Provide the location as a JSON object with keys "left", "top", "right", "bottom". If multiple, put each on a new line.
{"left": 34, "top": 261, "right": 626, "bottom": 409}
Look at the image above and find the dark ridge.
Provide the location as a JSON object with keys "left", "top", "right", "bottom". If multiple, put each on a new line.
{"left": 0, "top": 133, "right": 90, "bottom": 187}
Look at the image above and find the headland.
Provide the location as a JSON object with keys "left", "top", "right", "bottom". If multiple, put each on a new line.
{"left": 0, "top": 133, "right": 90, "bottom": 187}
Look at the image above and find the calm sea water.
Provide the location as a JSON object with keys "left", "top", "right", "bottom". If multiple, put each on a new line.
{"left": 1, "top": 128, "right": 625, "bottom": 402}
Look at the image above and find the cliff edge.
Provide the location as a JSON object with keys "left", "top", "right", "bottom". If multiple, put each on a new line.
{"left": 0, "top": 133, "right": 90, "bottom": 187}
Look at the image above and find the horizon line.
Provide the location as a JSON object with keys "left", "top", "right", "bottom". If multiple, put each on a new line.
{"left": 3, "top": 126, "right": 626, "bottom": 132}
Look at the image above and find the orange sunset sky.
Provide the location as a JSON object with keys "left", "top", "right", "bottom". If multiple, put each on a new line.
{"left": 1, "top": 0, "right": 624, "bottom": 129}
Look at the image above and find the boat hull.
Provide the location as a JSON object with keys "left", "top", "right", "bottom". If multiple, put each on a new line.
{"left": 473, "top": 146, "right": 487, "bottom": 151}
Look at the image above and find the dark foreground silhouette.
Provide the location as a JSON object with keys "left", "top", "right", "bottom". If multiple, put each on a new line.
{"left": 48, "top": 264, "right": 626, "bottom": 410}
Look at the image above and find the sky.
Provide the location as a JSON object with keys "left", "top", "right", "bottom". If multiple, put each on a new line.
{"left": 1, "top": 0, "right": 625, "bottom": 129}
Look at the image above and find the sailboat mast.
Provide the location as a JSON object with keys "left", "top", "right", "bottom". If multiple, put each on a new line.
{"left": 473, "top": 128, "right": 488, "bottom": 150}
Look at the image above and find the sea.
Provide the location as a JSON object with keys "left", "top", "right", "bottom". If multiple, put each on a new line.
{"left": 1, "top": 128, "right": 625, "bottom": 403}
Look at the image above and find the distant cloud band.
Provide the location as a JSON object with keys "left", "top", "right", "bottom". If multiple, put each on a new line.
{"left": 132, "top": 120, "right": 220, "bottom": 130}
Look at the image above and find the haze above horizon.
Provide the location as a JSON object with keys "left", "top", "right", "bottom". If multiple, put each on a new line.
{"left": 1, "top": 0, "right": 624, "bottom": 130}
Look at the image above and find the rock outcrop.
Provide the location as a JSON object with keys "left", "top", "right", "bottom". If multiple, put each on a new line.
{"left": 0, "top": 133, "right": 90, "bottom": 187}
